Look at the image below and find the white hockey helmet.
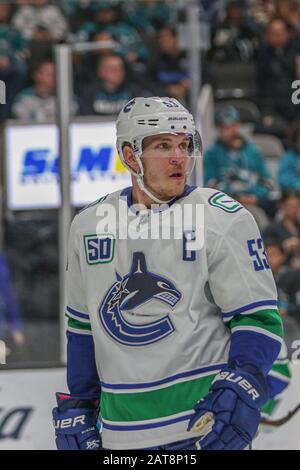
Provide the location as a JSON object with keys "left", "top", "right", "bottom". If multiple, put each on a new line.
{"left": 116, "top": 97, "right": 202, "bottom": 203}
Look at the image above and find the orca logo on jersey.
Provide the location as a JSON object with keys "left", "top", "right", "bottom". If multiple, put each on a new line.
{"left": 98, "top": 252, "right": 181, "bottom": 346}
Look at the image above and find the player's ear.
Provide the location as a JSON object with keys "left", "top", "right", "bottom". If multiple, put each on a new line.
{"left": 123, "top": 143, "right": 139, "bottom": 173}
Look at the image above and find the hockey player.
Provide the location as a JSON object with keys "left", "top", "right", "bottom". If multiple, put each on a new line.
{"left": 53, "top": 97, "right": 283, "bottom": 450}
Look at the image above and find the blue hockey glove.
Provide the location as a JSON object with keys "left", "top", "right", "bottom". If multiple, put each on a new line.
{"left": 52, "top": 393, "right": 102, "bottom": 450}
{"left": 187, "top": 368, "right": 268, "bottom": 450}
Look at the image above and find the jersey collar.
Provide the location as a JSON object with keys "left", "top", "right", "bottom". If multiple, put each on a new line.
{"left": 120, "top": 184, "right": 197, "bottom": 213}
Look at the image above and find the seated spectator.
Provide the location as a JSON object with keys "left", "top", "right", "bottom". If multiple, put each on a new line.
{"left": 125, "top": 0, "right": 172, "bottom": 34}
{"left": 59, "top": 0, "right": 91, "bottom": 30}
{"left": 278, "top": 120, "right": 300, "bottom": 192}
{"left": 255, "top": 18, "right": 300, "bottom": 135}
{"left": 278, "top": 271, "right": 300, "bottom": 320}
{"left": 0, "top": 2, "right": 27, "bottom": 61}
{"left": 0, "top": 1, "right": 28, "bottom": 120}
{"left": 0, "top": 252, "right": 25, "bottom": 351}
{"left": 264, "top": 240, "right": 289, "bottom": 316}
{"left": 275, "top": 0, "right": 300, "bottom": 34}
{"left": 247, "top": 0, "right": 276, "bottom": 28}
{"left": 204, "top": 105, "right": 271, "bottom": 230}
{"left": 148, "top": 26, "right": 190, "bottom": 105}
{"left": 209, "top": 0, "right": 259, "bottom": 62}
{"left": 90, "top": 30, "right": 119, "bottom": 58}
{"left": 265, "top": 239, "right": 300, "bottom": 319}
{"left": 77, "top": 1, "right": 148, "bottom": 65}
{"left": 74, "top": 30, "right": 119, "bottom": 95}
{"left": 74, "top": 29, "right": 159, "bottom": 98}
{"left": 263, "top": 190, "right": 300, "bottom": 266}
{"left": 12, "top": 0, "right": 69, "bottom": 69}
{"left": 78, "top": 53, "right": 147, "bottom": 116}
{"left": 12, "top": 0, "right": 68, "bottom": 42}
{"left": 12, "top": 59, "right": 77, "bottom": 121}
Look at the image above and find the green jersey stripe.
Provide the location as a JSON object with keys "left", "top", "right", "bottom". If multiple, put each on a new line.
{"left": 270, "top": 363, "right": 292, "bottom": 379}
{"left": 261, "top": 398, "right": 278, "bottom": 417}
{"left": 66, "top": 314, "right": 92, "bottom": 331}
{"left": 224, "top": 309, "right": 283, "bottom": 339}
{"left": 101, "top": 374, "right": 215, "bottom": 422}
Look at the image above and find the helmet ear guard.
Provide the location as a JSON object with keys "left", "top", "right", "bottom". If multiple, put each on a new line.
{"left": 121, "top": 141, "right": 144, "bottom": 178}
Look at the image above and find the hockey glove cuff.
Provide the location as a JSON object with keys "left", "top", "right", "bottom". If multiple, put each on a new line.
{"left": 52, "top": 392, "right": 102, "bottom": 450}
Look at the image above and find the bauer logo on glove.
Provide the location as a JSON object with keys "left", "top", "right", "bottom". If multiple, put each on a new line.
{"left": 212, "top": 371, "right": 261, "bottom": 401}
{"left": 53, "top": 414, "right": 86, "bottom": 430}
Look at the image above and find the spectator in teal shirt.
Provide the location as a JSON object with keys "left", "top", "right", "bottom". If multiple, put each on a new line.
{"left": 125, "top": 0, "right": 172, "bottom": 34}
{"left": 77, "top": 1, "right": 148, "bottom": 65}
{"left": 204, "top": 105, "right": 272, "bottom": 229}
{"left": 0, "top": 2, "right": 28, "bottom": 120}
{"left": 278, "top": 120, "right": 300, "bottom": 192}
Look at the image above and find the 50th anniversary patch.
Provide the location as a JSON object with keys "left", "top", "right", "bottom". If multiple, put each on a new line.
{"left": 84, "top": 234, "right": 115, "bottom": 265}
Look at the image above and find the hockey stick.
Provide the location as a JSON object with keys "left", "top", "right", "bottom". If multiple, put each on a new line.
{"left": 192, "top": 403, "right": 300, "bottom": 431}
{"left": 260, "top": 402, "right": 300, "bottom": 427}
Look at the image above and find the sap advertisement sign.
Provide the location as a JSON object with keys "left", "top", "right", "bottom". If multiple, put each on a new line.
{"left": 0, "top": 368, "right": 67, "bottom": 449}
{"left": 5, "top": 121, "right": 130, "bottom": 210}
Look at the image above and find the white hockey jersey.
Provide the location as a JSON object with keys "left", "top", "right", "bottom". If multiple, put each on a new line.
{"left": 65, "top": 185, "right": 283, "bottom": 449}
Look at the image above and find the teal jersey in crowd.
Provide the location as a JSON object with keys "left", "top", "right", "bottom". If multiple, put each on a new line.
{"left": 77, "top": 22, "right": 148, "bottom": 61}
{"left": 0, "top": 25, "right": 26, "bottom": 62}
{"left": 278, "top": 149, "right": 300, "bottom": 191}
{"left": 204, "top": 139, "right": 270, "bottom": 200}
{"left": 12, "top": 87, "right": 78, "bottom": 121}
{"left": 125, "top": 1, "right": 172, "bottom": 32}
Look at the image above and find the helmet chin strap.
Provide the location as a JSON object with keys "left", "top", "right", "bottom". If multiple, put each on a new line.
{"left": 136, "top": 175, "right": 174, "bottom": 204}
{"left": 131, "top": 154, "right": 175, "bottom": 205}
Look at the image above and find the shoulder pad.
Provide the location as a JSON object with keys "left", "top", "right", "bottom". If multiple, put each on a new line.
{"left": 78, "top": 194, "right": 108, "bottom": 214}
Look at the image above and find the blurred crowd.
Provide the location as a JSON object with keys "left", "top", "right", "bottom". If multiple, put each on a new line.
{"left": 204, "top": 103, "right": 300, "bottom": 322}
{"left": 0, "top": 0, "right": 300, "bottom": 126}
{"left": 0, "top": 0, "right": 300, "bottom": 361}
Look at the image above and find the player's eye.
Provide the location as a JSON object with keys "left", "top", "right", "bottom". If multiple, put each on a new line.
{"left": 179, "top": 142, "right": 189, "bottom": 151}
{"left": 156, "top": 142, "right": 171, "bottom": 150}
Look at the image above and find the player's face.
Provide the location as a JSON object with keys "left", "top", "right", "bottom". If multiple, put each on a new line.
{"left": 141, "top": 133, "right": 191, "bottom": 199}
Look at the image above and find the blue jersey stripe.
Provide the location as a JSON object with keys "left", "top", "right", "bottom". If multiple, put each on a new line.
{"left": 66, "top": 305, "right": 90, "bottom": 320}
{"left": 222, "top": 300, "right": 278, "bottom": 318}
{"left": 101, "top": 363, "right": 227, "bottom": 390}
{"left": 102, "top": 412, "right": 194, "bottom": 431}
